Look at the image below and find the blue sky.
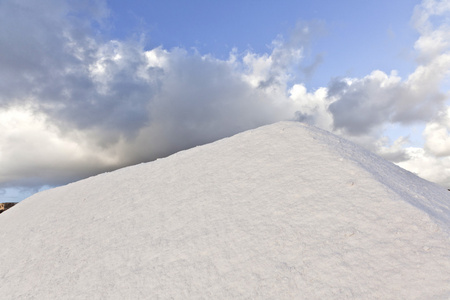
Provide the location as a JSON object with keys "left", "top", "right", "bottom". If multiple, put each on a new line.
{"left": 1, "top": 0, "right": 450, "bottom": 202}
{"left": 105, "top": 0, "right": 420, "bottom": 85}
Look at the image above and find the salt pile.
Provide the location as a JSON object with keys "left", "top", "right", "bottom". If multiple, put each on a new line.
{"left": 1, "top": 121, "right": 450, "bottom": 299}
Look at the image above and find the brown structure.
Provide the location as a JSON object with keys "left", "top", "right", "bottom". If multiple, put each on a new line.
{"left": 0, "top": 203, "right": 17, "bottom": 214}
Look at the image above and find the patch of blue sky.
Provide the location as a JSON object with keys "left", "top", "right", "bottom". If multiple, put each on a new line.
{"left": 106, "top": 0, "right": 421, "bottom": 90}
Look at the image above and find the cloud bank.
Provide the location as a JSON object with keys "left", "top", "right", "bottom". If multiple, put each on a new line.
{"left": 1, "top": 0, "right": 450, "bottom": 194}
{"left": 326, "top": 0, "right": 450, "bottom": 186}
{"left": 0, "top": 0, "right": 306, "bottom": 189}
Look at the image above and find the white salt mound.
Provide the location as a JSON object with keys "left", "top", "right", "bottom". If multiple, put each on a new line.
{"left": 1, "top": 121, "right": 450, "bottom": 299}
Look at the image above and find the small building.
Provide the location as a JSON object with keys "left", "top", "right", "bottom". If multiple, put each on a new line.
{"left": 0, "top": 203, "right": 17, "bottom": 214}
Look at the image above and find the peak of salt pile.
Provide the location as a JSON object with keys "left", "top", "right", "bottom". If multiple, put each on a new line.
{"left": 1, "top": 121, "right": 450, "bottom": 299}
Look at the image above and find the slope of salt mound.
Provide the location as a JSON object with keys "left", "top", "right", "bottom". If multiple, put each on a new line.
{"left": 1, "top": 121, "right": 450, "bottom": 299}
{"left": 300, "top": 123, "right": 450, "bottom": 228}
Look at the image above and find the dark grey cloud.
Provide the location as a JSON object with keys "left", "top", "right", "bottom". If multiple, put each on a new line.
{"left": 0, "top": 0, "right": 302, "bottom": 190}
{"left": 0, "top": 0, "right": 106, "bottom": 103}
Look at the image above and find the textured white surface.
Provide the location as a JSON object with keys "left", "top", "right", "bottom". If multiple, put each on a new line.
{"left": 1, "top": 121, "right": 450, "bottom": 299}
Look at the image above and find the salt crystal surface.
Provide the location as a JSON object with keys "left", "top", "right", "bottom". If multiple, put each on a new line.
{"left": 1, "top": 121, "right": 450, "bottom": 299}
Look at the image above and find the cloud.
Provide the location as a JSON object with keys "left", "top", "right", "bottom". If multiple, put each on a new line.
{"left": 289, "top": 84, "right": 332, "bottom": 129}
{"left": 412, "top": 0, "right": 450, "bottom": 63}
{"left": 398, "top": 147, "right": 450, "bottom": 187}
{"left": 322, "top": 0, "right": 450, "bottom": 187}
{"left": 327, "top": 0, "right": 450, "bottom": 136}
{"left": 2, "top": 0, "right": 450, "bottom": 194}
{"left": 327, "top": 71, "right": 404, "bottom": 135}
{"left": 301, "top": 53, "right": 324, "bottom": 79}
{"left": 0, "top": 106, "right": 116, "bottom": 188}
{"left": 424, "top": 108, "right": 450, "bottom": 157}
{"left": 396, "top": 105, "right": 450, "bottom": 188}
{"left": 0, "top": 0, "right": 318, "bottom": 190}
{"left": 374, "top": 136, "right": 411, "bottom": 163}
{"left": 0, "top": 0, "right": 107, "bottom": 103}
{"left": 327, "top": 68, "right": 448, "bottom": 135}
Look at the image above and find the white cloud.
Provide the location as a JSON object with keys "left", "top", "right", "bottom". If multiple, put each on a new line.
{"left": 327, "top": 0, "right": 450, "bottom": 137}
{"left": 0, "top": 106, "right": 119, "bottom": 188}
{"left": 398, "top": 147, "right": 450, "bottom": 187}
{"left": 412, "top": 0, "right": 450, "bottom": 63}
{"left": 0, "top": 1, "right": 318, "bottom": 189}
{"left": 424, "top": 108, "right": 450, "bottom": 157}
{"left": 374, "top": 136, "right": 411, "bottom": 163}
{"left": 289, "top": 84, "right": 332, "bottom": 129}
{"left": 2, "top": 0, "right": 450, "bottom": 193}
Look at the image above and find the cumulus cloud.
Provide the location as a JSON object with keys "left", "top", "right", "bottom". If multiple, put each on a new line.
{"left": 327, "top": 67, "right": 448, "bottom": 135}
{"left": 0, "top": 106, "right": 116, "bottom": 188}
{"left": 289, "top": 84, "right": 332, "bottom": 129}
{"left": 412, "top": 0, "right": 450, "bottom": 63}
{"left": 2, "top": 0, "right": 450, "bottom": 195}
{"left": 423, "top": 108, "right": 450, "bottom": 157}
{"left": 327, "top": 0, "right": 450, "bottom": 137}
{"left": 322, "top": 0, "right": 450, "bottom": 187}
{"left": 374, "top": 136, "right": 411, "bottom": 163}
{"left": 0, "top": 0, "right": 316, "bottom": 190}
{"left": 398, "top": 147, "right": 450, "bottom": 187}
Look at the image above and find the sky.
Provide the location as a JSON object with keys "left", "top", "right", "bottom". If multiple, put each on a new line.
{"left": 1, "top": 0, "right": 450, "bottom": 202}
